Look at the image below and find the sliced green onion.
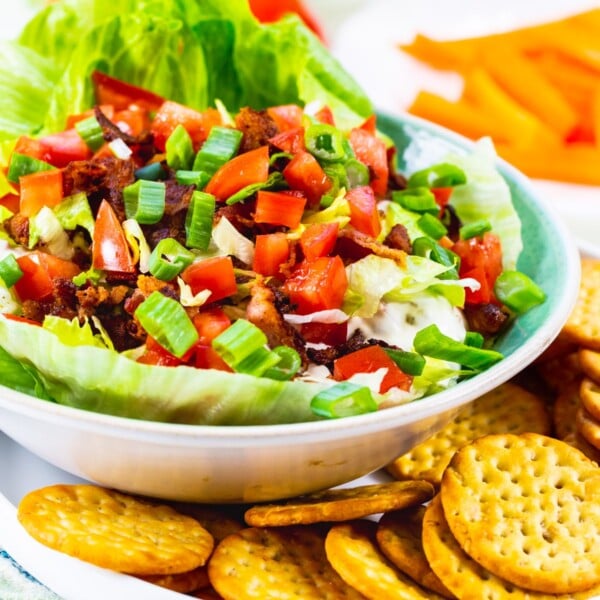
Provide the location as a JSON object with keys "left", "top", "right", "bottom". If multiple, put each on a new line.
{"left": 269, "top": 151, "right": 293, "bottom": 165}
{"left": 193, "top": 126, "right": 242, "bottom": 175}
{"left": 75, "top": 115, "right": 105, "bottom": 152}
{"left": 148, "top": 238, "right": 195, "bottom": 281}
{"left": 185, "top": 191, "right": 215, "bottom": 250}
{"left": 72, "top": 267, "right": 102, "bottom": 287}
{"left": 7, "top": 153, "right": 55, "bottom": 183}
{"left": 212, "top": 318, "right": 268, "bottom": 369}
{"left": 494, "top": 271, "right": 546, "bottom": 315}
{"left": 108, "top": 138, "right": 132, "bottom": 160}
{"left": 464, "top": 331, "right": 484, "bottom": 349}
{"left": 0, "top": 254, "right": 23, "bottom": 288}
{"left": 123, "top": 180, "right": 166, "bottom": 224}
{"left": 305, "top": 124, "right": 347, "bottom": 162}
{"left": 262, "top": 346, "right": 302, "bottom": 381}
{"left": 407, "top": 163, "right": 467, "bottom": 189}
{"left": 134, "top": 290, "right": 199, "bottom": 358}
{"left": 344, "top": 158, "right": 370, "bottom": 188}
{"left": 135, "top": 162, "right": 166, "bottom": 181}
{"left": 459, "top": 219, "right": 492, "bottom": 240}
{"left": 417, "top": 213, "right": 448, "bottom": 240}
{"left": 310, "top": 382, "right": 377, "bottom": 419}
{"left": 412, "top": 237, "right": 459, "bottom": 280}
{"left": 383, "top": 348, "right": 426, "bottom": 376}
{"left": 392, "top": 188, "right": 439, "bottom": 215}
{"left": 225, "top": 171, "right": 285, "bottom": 206}
{"left": 413, "top": 324, "right": 503, "bottom": 371}
{"left": 175, "top": 170, "right": 211, "bottom": 188}
{"left": 235, "top": 346, "right": 282, "bottom": 377}
{"left": 166, "top": 124, "right": 195, "bottom": 171}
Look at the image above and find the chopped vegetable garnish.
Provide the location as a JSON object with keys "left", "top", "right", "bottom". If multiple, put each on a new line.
{"left": 123, "top": 180, "right": 166, "bottom": 224}
{"left": 310, "top": 382, "right": 377, "bottom": 418}
{"left": 494, "top": 271, "right": 546, "bottom": 314}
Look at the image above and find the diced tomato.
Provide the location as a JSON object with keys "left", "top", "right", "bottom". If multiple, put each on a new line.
{"left": 92, "top": 70, "right": 164, "bottom": 112}
{"left": 19, "top": 170, "right": 64, "bottom": 217}
{"left": 13, "top": 136, "right": 45, "bottom": 160}
{"left": 301, "top": 321, "right": 347, "bottom": 346}
{"left": 254, "top": 190, "right": 306, "bottom": 229}
{"left": 283, "top": 255, "right": 347, "bottom": 314}
{"left": 113, "top": 104, "right": 152, "bottom": 137}
{"left": 0, "top": 194, "right": 20, "bottom": 213}
{"left": 1, "top": 313, "right": 41, "bottom": 326}
{"left": 282, "top": 150, "right": 331, "bottom": 207}
{"left": 253, "top": 233, "right": 290, "bottom": 277}
{"left": 314, "top": 105, "right": 335, "bottom": 125}
{"left": 248, "top": 0, "right": 326, "bottom": 41}
{"left": 333, "top": 345, "right": 413, "bottom": 393}
{"left": 151, "top": 101, "right": 222, "bottom": 152}
{"left": 180, "top": 256, "right": 237, "bottom": 303}
{"left": 39, "top": 129, "right": 92, "bottom": 168}
{"left": 92, "top": 200, "right": 136, "bottom": 273}
{"left": 137, "top": 336, "right": 184, "bottom": 367}
{"left": 300, "top": 221, "right": 339, "bottom": 260}
{"left": 193, "top": 345, "right": 233, "bottom": 371}
{"left": 205, "top": 146, "right": 270, "bottom": 202}
{"left": 191, "top": 307, "right": 233, "bottom": 371}
{"left": 268, "top": 127, "right": 306, "bottom": 154}
{"left": 453, "top": 232, "right": 503, "bottom": 304}
{"left": 348, "top": 127, "right": 389, "bottom": 197}
{"left": 14, "top": 252, "right": 80, "bottom": 302}
{"left": 431, "top": 187, "right": 453, "bottom": 211}
{"left": 359, "top": 114, "right": 377, "bottom": 135}
{"left": 267, "top": 105, "right": 304, "bottom": 132}
{"left": 346, "top": 185, "right": 381, "bottom": 238}
{"left": 66, "top": 105, "right": 115, "bottom": 129}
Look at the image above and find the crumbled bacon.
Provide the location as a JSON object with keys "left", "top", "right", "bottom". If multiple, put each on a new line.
{"left": 235, "top": 107, "right": 278, "bottom": 153}
{"left": 4, "top": 214, "right": 29, "bottom": 246}
{"left": 384, "top": 223, "right": 412, "bottom": 253}
{"left": 337, "top": 227, "right": 407, "bottom": 264}
{"left": 463, "top": 302, "right": 509, "bottom": 336}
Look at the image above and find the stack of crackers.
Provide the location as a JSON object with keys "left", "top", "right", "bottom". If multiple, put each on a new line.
{"left": 14, "top": 258, "right": 600, "bottom": 599}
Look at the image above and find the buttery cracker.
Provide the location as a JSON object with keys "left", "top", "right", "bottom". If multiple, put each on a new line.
{"left": 386, "top": 382, "right": 550, "bottom": 487}
{"left": 138, "top": 566, "right": 210, "bottom": 593}
{"left": 207, "top": 525, "right": 365, "bottom": 599}
{"left": 562, "top": 432, "right": 600, "bottom": 465}
{"left": 440, "top": 433, "right": 600, "bottom": 594}
{"left": 170, "top": 503, "right": 244, "bottom": 544}
{"left": 376, "top": 507, "right": 455, "bottom": 598}
{"left": 325, "top": 520, "right": 444, "bottom": 599}
{"left": 576, "top": 403, "right": 600, "bottom": 450}
{"left": 534, "top": 351, "right": 581, "bottom": 394}
{"left": 244, "top": 480, "right": 434, "bottom": 527}
{"left": 579, "top": 377, "right": 600, "bottom": 423}
{"left": 422, "top": 494, "right": 600, "bottom": 600}
{"left": 579, "top": 348, "right": 600, "bottom": 384}
{"left": 17, "top": 484, "right": 214, "bottom": 576}
{"left": 552, "top": 378, "right": 582, "bottom": 440}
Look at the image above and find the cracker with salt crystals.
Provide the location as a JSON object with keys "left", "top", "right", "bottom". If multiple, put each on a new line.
{"left": 386, "top": 382, "right": 550, "bottom": 487}
{"left": 376, "top": 507, "right": 454, "bottom": 598}
{"left": 207, "top": 525, "right": 365, "bottom": 600}
{"left": 440, "top": 433, "right": 600, "bottom": 595}
{"left": 325, "top": 520, "right": 444, "bottom": 599}
{"left": 562, "top": 258, "right": 600, "bottom": 351}
{"left": 244, "top": 480, "right": 434, "bottom": 527}
{"left": 17, "top": 484, "right": 214, "bottom": 576}
{"left": 169, "top": 503, "right": 244, "bottom": 544}
{"left": 422, "top": 494, "right": 600, "bottom": 600}
{"left": 138, "top": 566, "right": 209, "bottom": 594}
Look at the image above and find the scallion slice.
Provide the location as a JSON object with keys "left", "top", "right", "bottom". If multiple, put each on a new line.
{"left": 305, "top": 124, "right": 347, "bottom": 162}
{"left": 407, "top": 163, "right": 467, "bottom": 188}
{"left": 148, "top": 238, "right": 195, "bottom": 281}
{"left": 0, "top": 254, "right": 23, "bottom": 288}
{"left": 175, "top": 170, "right": 211, "bottom": 188}
{"left": 383, "top": 348, "right": 426, "bottom": 376}
{"left": 494, "top": 271, "right": 546, "bottom": 315}
{"left": 225, "top": 172, "right": 285, "bottom": 206}
{"left": 311, "top": 382, "right": 377, "bottom": 419}
{"left": 459, "top": 219, "right": 492, "bottom": 240}
{"left": 392, "top": 188, "right": 439, "bottom": 215}
{"left": 166, "top": 124, "right": 195, "bottom": 171}
{"left": 134, "top": 291, "right": 199, "bottom": 358}
{"left": 75, "top": 115, "right": 105, "bottom": 152}
{"left": 262, "top": 346, "right": 302, "bottom": 381}
{"left": 344, "top": 158, "right": 370, "bottom": 188}
{"left": 413, "top": 324, "right": 503, "bottom": 371}
{"left": 135, "top": 162, "right": 166, "bottom": 181}
{"left": 108, "top": 138, "right": 132, "bottom": 160}
{"left": 193, "top": 126, "right": 242, "bottom": 175}
{"left": 212, "top": 318, "right": 268, "bottom": 369}
{"left": 464, "top": 331, "right": 484, "bottom": 348}
{"left": 185, "top": 191, "right": 215, "bottom": 250}
{"left": 417, "top": 213, "right": 448, "bottom": 240}
{"left": 235, "top": 346, "right": 282, "bottom": 377}
{"left": 7, "top": 153, "right": 54, "bottom": 184}
{"left": 123, "top": 180, "right": 166, "bottom": 224}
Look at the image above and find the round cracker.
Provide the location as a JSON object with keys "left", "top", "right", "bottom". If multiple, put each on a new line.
{"left": 244, "top": 480, "right": 434, "bottom": 527}
{"left": 580, "top": 377, "right": 600, "bottom": 424}
{"left": 17, "top": 484, "right": 214, "bottom": 576}
{"left": 562, "top": 258, "right": 600, "bottom": 351}
{"left": 552, "top": 378, "right": 582, "bottom": 440}
{"left": 170, "top": 503, "right": 244, "bottom": 544}
{"left": 576, "top": 403, "right": 600, "bottom": 450}
{"left": 534, "top": 351, "right": 582, "bottom": 395}
{"left": 562, "top": 432, "right": 600, "bottom": 465}
{"left": 207, "top": 525, "right": 365, "bottom": 600}
{"left": 386, "top": 382, "right": 550, "bottom": 487}
{"left": 376, "top": 507, "right": 454, "bottom": 598}
{"left": 422, "top": 494, "right": 600, "bottom": 600}
{"left": 440, "top": 433, "right": 600, "bottom": 594}
{"left": 325, "top": 520, "right": 444, "bottom": 599}
{"left": 138, "top": 566, "right": 210, "bottom": 593}
{"left": 579, "top": 348, "right": 600, "bottom": 385}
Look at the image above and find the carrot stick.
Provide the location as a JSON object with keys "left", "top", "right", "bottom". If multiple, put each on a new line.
{"left": 593, "top": 89, "right": 600, "bottom": 148}
{"left": 400, "top": 34, "right": 476, "bottom": 71}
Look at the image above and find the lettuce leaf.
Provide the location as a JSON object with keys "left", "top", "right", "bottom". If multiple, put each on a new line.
{"left": 0, "top": 315, "right": 329, "bottom": 425}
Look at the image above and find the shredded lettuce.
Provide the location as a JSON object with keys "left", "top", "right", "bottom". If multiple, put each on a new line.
{"left": 54, "top": 193, "right": 95, "bottom": 239}
{"left": 0, "top": 343, "right": 52, "bottom": 400}
{"left": 28, "top": 206, "right": 75, "bottom": 260}
{"left": 43, "top": 315, "right": 112, "bottom": 349}
{"left": 211, "top": 216, "right": 254, "bottom": 266}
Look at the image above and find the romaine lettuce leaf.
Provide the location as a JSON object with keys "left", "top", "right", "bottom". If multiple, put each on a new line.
{"left": 0, "top": 343, "right": 52, "bottom": 400}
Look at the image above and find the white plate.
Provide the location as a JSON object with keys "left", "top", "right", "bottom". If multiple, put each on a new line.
{"left": 329, "top": 0, "right": 600, "bottom": 254}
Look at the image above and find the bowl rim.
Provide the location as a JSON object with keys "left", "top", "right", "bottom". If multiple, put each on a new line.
{"left": 0, "top": 111, "right": 581, "bottom": 444}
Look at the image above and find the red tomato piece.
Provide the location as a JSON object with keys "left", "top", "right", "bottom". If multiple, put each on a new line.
{"left": 268, "top": 127, "right": 306, "bottom": 154}
{"left": 66, "top": 105, "right": 115, "bottom": 129}
{"left": 283, "top": 255, "right": 347, "bottom": 314}
{"left": 254, "top": 190, "right": 307, "bottom": 229}
{"left": 282, "top": 150, "right": 331, "bottom": 207}
{"left": 314, "top": 105, "right": 335, "bottom": 125}
{"left": 300, "top": 321, "right": 347, "bottom": 346}
{"left": 180, "top": 256, "right": 237, "bottom": 303}
{"left": 431, "top": 187, "right": 453, "bottom": 211}
{"left": 349, "top": 127, "right": 389, "bottom": 197}
{"left": 248, "top": 0, "right": 326, "bottom": 41}
{"left": 19, "top": 170, "right": 64, "bottom": 217}
{"left": 191, "top": 307, "right": 233, "bottom": 371}
{"left": 92, "top": 200, "right": 136, "bottom": 273}
{"left": 346, "top": 185, "right": 381, "bottom": 238}
{"left": 92, "top": 70, "right": 164, "bottom": 112}
{"left": 13, "top": 136, "right": 45, "bottom": 160}
{"left": 39, "top": 129, "right": 92, "bottom": 168}
{"left": 253, "top": 233, "right": 290, "bottom": 277}
{"left": 0, "top": 194, "right": 20, "bottom": 213}
{"left": 300, "top": 221, "right": 339, "bottom": 261}
{"left": 113, "top": 104, "right": 152, "bottom": 137}
{"left": 267, "top": 105, "right": 304, "bottom": 132}
{"left": 15, "top": 252, "right": 80, "bottom": 302}
{"left": 205, "top": 146, "right": 270, "bottom": 202}
{"left": 359, "top": 114, "right": 377, "bottom": 134}
{"left": 137, "top": 336, "right": 184, "bottom": 367}
{"left": 333, "top": 345, "right": 413, "bottom": 393}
